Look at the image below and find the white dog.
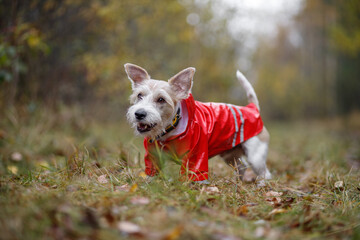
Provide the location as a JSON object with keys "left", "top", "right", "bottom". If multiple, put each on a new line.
{"left": 125, "top": 63, "right": 271, "bottom": 183}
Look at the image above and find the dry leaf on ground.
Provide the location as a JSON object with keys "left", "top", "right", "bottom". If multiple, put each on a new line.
{"left": 11, "top": 152, "right": 23, "bottom": 162}
{"left": 130, "top": 183, "right": 138, "bottom": 192}
{"left": 334, "top": 181, "right": 344, "bottom": 190}
{"left": 163, "top": 225, "right": 183, "bottom": 240}
{"left": 202, "top": 186, "right": 220, "bottom": 194}
{"left": 7, "top": 166, "right": 18, "bottom": 174}
{"left": 269, "top": 208, "right": 287, "bottom": 216}
{"left": 117, "top": 221, "right": 141, "bottom": 234}
{"left": 265, "top": 191, "right": 283, "bottom": 197}
{"left": 236, "top": 205, "right": 248, "bottom": 216}
{"left": 97, "top": 174, "right": 108, "bottom": 184}
{"left": 265, "top": 191, "right": 283, "bottom": 206}
{"left": 138, "top": 171, "right": 147, "bottom": 179}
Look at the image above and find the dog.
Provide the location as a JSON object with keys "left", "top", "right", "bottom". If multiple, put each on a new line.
{"left": 125, "top": 63, "right": 271, "bottom": 184}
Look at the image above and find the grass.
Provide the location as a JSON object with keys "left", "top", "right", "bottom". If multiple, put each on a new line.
{"left": 0, "top": 106, "right": 360, "bottom": 240}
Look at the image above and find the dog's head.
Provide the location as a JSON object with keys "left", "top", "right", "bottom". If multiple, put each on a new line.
{"left": 124, "top": 63, "right": 195, "bottom": 139}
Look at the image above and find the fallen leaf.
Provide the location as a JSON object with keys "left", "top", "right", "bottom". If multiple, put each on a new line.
{"left": 265, "top": 191, "right": 283, "bottom": 206}
{"left": 163, "top": 225, "right": 183, "bottom": 240}
{"left": 202, "top": 186, "right": 220, "bottom": 194}
{"left": 236, "top": 205, "right": 248, "bottom": 216}
{"left": 130, "top": 196, "right": 150, "bottom": 205}
{"left": 130, "top": 183, "right": 138, "bottom": 192}
{"left": 118, "top": 221, "right": 141, "bottom": 234}
{"left": 265, "top": 197, "right": 282, "bottom": 207}
{"left": 268, "top": 208, "right": 287, "bottom": 216}
{"left": 138, "top": 171, "right": 147, "bottom": 179}
{"left": 265, "top": 191, "right": 283, "bottom": 197}
{"left": 97, "top": 174, "right": 108, "bottom": 184}
{"left": 38, "top": 160, "right": 49, "bottom": 168}
{"left": 7, "top": 165, "right": 18, "bottom": 174}
{"left": 334, "top": 181, "right": 344, "bottom": 190}
{"left": 11, "top": 152, "right": 23, "bottom": 162}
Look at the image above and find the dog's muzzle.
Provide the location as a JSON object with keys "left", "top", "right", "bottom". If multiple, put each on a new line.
{"left": 134, "top": 109, "right": 157, "bottom": 133}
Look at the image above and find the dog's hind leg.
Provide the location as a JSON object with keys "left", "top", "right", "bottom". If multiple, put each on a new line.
{"left": 221, "top": 146, "right": 248, "bottom": 180}
{"left": 242, "top": 128, "right": 272, "bottom": 182}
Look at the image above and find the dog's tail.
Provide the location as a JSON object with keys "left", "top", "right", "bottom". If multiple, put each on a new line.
{"left": 236, "top": 70, "right": 260, "bottom": 111}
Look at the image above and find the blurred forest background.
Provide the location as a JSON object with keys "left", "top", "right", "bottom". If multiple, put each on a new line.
{"left": 0, "top": 0, "right": 359, "bottom": 120}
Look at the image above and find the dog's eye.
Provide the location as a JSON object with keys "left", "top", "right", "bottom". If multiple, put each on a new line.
{"left": 137, "top": 93, "right": 143, "bottom": 100}
{"left": 157, "top": 97, "right": 165, "bottom": 103}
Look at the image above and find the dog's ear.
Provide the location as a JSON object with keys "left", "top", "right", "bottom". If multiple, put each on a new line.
{"left": 168, "top": 67, "right": 195, "bottom": 99}
{"left": 124, "top": 63, "right": 150, "bottom": 88}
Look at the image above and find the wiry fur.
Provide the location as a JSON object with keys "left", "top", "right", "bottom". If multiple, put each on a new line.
{"left": 126, "top": 80, "right": 178, "bottom": 139}
{"left": 125, "top": 63, "right": 194, "bottom": 140}
{"left": 236, "top": 70, "right": 260, "bottom": 111}
{"left": 125, "top": 63, "right": 271, "bottom": 183}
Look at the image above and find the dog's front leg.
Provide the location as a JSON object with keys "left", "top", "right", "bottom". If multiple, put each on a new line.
{"left": 180, "top": 152, "right": 209, "bottom": 182}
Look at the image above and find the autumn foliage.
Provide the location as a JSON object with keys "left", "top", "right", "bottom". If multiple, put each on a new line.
{"left": 1, "top": 0, "right": 359, "bottom": 119}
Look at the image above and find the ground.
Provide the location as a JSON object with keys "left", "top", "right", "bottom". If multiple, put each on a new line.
{"left": 0, "top": 107, "right": 360, "bottom": 240}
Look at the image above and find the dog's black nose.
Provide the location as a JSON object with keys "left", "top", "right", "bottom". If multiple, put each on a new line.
{"left": 135, "top": 109, "right": 147, "bottom": 120}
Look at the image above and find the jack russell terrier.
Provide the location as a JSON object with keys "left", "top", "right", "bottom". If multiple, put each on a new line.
{"left": 125, "top": 63, "right": 271, "bottom": 184}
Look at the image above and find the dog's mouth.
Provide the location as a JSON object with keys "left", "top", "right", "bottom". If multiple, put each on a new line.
{"left": 137, "top": 122, "right": 157, "bottom": 133}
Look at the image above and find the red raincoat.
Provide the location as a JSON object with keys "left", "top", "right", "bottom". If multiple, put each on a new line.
{"left": 143, "top": 94, "right": 263, "bottom": 181}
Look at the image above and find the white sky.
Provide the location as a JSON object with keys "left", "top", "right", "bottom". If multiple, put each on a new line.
{"left": 217, "top": 0, "right": 303, "bottom": 69}
{"left": 217, "top": 0, "right": 303, "bottom": 39}
{"left": 187, "top": 0, "right": 303, "bottom": 39}
{"left": 184, "top": 0, "right": 304, "bottom": 70}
